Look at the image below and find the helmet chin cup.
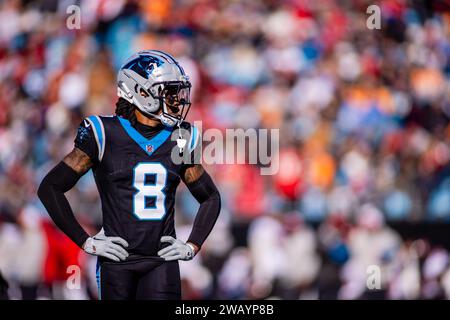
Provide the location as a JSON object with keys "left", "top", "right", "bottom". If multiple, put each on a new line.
{"left": 159, "top": 113, "right": 178, "bottom": 127}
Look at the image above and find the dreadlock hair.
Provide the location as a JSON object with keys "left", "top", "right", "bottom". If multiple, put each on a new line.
{"left": 115, "top": 97, "right": 137, "bottom": 126}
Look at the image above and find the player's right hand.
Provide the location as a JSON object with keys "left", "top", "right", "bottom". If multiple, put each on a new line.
{"left": 82, "top": 228, "right": 129, "bottom": 262}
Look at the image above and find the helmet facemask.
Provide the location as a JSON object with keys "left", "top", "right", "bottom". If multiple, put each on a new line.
{"left": 118, "top": 79, "right": 192, "bottom": 127}
{"left": 153, "top": 81, "right": 192, "bottom": 127}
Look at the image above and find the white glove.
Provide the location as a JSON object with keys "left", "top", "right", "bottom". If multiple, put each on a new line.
{"left": 83, "top": 228, "right": 129, "bottom": 262}
{"left": 157, "top": 236, "right": 195, "bottom": 261}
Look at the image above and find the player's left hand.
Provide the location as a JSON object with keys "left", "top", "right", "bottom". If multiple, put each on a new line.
{"left": 158, "top": 236, "right": 195, "bottom": 261}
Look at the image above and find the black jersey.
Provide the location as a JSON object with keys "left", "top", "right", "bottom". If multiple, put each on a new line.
{"left": 74, "top": 115, "right": 200, "bottom": 256}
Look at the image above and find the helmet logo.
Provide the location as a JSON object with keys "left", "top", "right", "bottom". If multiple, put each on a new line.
{"left": 147, "top": 62, "right": 159, "bottom": 74}
{"left": 144, "top": 56, "right": 164, "bottom": 77}
{"left": 123, "top": 56, "right": 164, "bottom": 79}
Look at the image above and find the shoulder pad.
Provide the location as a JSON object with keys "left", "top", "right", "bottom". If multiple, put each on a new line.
{"left": 84, "top": 115, "right": 106, "bottom": 162}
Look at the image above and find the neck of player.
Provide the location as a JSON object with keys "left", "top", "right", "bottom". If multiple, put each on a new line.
{"left": 135, "top": 109, "right": 162, "bottom": 127}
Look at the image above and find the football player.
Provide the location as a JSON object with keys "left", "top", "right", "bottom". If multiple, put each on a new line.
{"left": 38, "top": 50, "right": 221, "bottom": 300}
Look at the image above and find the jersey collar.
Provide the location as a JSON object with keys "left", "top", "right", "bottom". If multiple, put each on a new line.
{"left": 117, "top": 116, "right": 173, "bottom": 156}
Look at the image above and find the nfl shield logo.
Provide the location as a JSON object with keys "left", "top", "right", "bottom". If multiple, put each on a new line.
{"left": 146, "top": 144, "right": 154, "bottom": 153}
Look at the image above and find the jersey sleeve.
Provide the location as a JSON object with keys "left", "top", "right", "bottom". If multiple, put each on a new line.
{"left": 74, "top": 118, "right": 99, "bottom": 163}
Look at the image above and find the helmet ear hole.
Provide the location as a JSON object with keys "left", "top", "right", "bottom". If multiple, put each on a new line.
{"left": 139, "top": 88, "right": 149, "bottom": 98}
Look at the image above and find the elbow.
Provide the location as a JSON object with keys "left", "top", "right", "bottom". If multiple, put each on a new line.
{"left": 197, "top": 189, "right": 221, "bottom": 213}
{"left": 37, "top": 176, "right": 49, "bottom": 202}
{"left": 37, "top": 175, "right": 57, "bottom": 209}
{"left": 37, "top": 173, "right": 59, "bottom": 203}
{"left": 204, "top": 188, "right": 220, "bottom": 204}
{"left": 214, "top": 190, "right": 221, "bottom": 207}
{"left": 37, "top": 162, "right": 80, "bottom": 202}
{"left": 212, "top": 190, "right": 221, "bottom": 214}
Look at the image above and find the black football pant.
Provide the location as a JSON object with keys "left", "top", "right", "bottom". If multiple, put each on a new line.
{"left": 96, "top": 256, "right": 181, "bottom": 300}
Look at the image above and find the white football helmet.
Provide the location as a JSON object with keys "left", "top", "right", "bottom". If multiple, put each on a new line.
{"left": 117, "top": 50, "right": 191, "bottom": 127}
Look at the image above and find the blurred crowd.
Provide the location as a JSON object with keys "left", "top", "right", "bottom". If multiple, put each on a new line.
{"left": 0, "top": 0, "right": 449, "bottom": 299}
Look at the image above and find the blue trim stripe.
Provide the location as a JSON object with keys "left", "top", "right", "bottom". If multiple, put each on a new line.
{"left": 87, "top": 115, "right": 105, "bottom": 161}
{"left": 96, "top": 259, "right": 101, "bottom": 300}
{"left": 189, "top": 125, "right": 199, "bottom": 152}
{"left": 117, "top": 117, "right": 173, "bottom": 156}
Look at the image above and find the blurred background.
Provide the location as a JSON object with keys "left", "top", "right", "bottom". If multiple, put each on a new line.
{"left": 0, "top": 0, "right": 449, "bottom": 300}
